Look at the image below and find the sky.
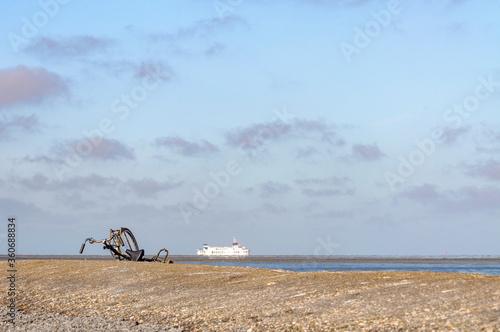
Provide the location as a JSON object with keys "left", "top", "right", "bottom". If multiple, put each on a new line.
{"left": 1, "top": 0, "right": 499, "bottom": 256}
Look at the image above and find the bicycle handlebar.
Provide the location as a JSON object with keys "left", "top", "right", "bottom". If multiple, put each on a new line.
{"left": 79, "top": 238, "right": 92, "bottom": 254}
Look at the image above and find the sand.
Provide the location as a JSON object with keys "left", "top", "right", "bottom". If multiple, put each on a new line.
{"left": 1, "top": 260, "right": 499, "bottom": 331}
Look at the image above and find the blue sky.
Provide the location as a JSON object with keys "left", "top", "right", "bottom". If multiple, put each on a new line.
{"left": 1, "top": 0, "right": 499, "bottom": 255}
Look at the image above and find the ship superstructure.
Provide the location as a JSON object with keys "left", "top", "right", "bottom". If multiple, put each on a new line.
{"left": 196, "top": 237, "right": 249, "bottom": 256}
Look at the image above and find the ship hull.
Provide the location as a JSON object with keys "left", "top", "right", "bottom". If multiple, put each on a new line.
{"left": 197, "top": 245, "right": 249, "bottom": 256}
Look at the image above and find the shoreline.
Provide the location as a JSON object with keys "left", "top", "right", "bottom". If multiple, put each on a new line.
{"left": 1, "top": 260, "right": 499, "bottom": 331}
{"left": 2, "top": 254, "right": 500, "bottom": 263}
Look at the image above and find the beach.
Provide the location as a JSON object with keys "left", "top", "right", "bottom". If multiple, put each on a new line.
{"left": 1, "top": 260, "right": 499, "bottom": 331}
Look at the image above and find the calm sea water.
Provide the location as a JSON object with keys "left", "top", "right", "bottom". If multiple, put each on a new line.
{"left": 174, "top": 255, "right": 500, "bottom": 275}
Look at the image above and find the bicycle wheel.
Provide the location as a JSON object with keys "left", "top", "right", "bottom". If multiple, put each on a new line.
{"left": 118, "top": 227, "right": 139, "bottom": 257}
{"left": 109, "top": 232, "right": 123, "bottom": 260}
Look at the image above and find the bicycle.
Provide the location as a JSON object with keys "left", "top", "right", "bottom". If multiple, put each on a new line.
{"left": 79, "top": 227, "right": 172, "bottom": 263}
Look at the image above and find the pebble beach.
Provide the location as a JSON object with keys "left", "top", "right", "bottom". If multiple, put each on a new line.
{"left": 2, "top": 260, "right": 499, "bottom": 331}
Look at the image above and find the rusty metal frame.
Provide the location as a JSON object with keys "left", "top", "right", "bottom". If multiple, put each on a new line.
{"left": 145, "top": 248, "right": 169, "bottom": 263}
{"left": 79, "top": 227, "right": 170, "bottom": 263}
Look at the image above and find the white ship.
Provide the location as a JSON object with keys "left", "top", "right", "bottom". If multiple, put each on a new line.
{"left": 197, "top": 237, "right": 250, "bottom": 256}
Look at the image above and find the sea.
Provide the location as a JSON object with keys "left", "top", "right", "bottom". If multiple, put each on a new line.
{"left": 8, "top": 255, "right": 500, "bottom": 275}
{"left": 173, "top": 255, "right": 500, "bottom": 275}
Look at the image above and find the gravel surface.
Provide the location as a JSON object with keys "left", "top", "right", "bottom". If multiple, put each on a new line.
{"left": 1, "top": 260, "right": 499, "bottom": 331}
